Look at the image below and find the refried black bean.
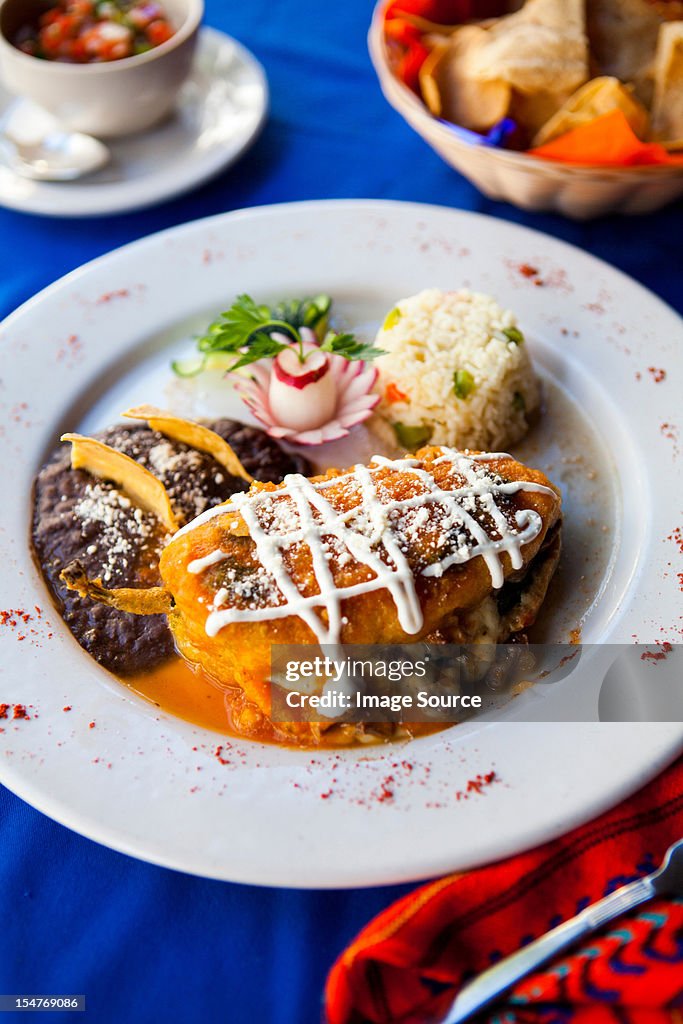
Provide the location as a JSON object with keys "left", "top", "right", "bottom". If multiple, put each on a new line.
{"left": 32, "top": 420, "right": 311, "bottom": 676}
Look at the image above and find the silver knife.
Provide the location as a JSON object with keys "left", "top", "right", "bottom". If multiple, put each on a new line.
{"left": 441, "top": 837, "right": 683, "bottom": 1024}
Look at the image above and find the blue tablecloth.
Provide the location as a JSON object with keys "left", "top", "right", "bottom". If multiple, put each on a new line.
{"left": 1, "top": 3, "right": 681, "bottom": 1022}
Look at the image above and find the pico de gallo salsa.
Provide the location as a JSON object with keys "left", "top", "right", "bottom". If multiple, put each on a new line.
{"left": 13, "top": 1, "right": 175, "bottom": 63}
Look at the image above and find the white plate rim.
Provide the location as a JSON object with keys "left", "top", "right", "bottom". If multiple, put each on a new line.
{"left": 1, "top": 198, "right": 681, "bottom": 888}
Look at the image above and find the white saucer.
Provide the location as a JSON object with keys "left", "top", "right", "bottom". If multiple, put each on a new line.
{"left": 0, "top": 27, "right": 268, "bottom": 218}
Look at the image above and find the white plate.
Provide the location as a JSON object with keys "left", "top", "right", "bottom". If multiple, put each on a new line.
{"left": 1, "top": 200, "right": 681, "bottom": 888}
{"left": 0, "top": 28, "right": 267, "bottom": 218}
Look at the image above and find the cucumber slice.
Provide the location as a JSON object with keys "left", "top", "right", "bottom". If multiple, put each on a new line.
{"left": 203, "top": 353, "right": 240, "bottom": 372}
{"left": 171, "top": 356, "right": 206, "bottom": 378}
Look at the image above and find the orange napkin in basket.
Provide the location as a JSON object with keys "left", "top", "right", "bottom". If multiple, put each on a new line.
{"left": 325, "top": 756, "right": 683, "bottom": 1024}
{"left": 529, "top": 110, "right": 683, "bottom": 167}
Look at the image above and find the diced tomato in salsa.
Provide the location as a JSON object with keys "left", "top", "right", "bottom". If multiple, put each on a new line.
{"left": 146, "top": 19, "right": 174, "bottom": 46}
{"left": 13, "top": 0, "right": 175, "bottom": 63}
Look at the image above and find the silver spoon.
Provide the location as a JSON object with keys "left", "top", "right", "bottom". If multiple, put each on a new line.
{"left": 0, "top": 126, "right": 110, "bottom": 181}
{"left": 441, "top": 837, "right": 683, "bottom": 1024}
{"left": 0, "top": 100, "right": 110, "bottom": 182}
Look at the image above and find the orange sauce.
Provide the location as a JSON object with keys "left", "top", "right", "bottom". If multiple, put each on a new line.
{"left": 124, "top": 657, "right": 235, "bottom": 734}
{"left": 121, "top": 656, "right": 445, "bottom": 748}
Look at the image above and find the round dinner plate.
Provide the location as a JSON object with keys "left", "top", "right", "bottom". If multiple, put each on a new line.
{"left": 0, "top": 27, "right": 268, "bottom": 218}
{"left": 1, "top": 200, "right": 681, "bottom": 888}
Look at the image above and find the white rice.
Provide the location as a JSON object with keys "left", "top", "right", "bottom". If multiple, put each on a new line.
{"left": 373, "top": 288, "right": 540, "bottom": 451}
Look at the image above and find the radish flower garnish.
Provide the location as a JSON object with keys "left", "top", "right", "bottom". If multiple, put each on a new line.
{"left": 172, "top": 294, "right": 384, "bottom": 445}
{"left": 269, "top": 347, "right": 337, "bottom": 431}
{"left": 234, "top": 354, "right": 380, "bottom": 446}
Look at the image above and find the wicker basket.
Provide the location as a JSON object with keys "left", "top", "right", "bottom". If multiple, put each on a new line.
{"left": 368, "top": 2, "right": 683, "bottom": 219}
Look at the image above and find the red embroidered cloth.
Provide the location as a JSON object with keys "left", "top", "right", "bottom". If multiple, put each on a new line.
{"left": 325, "top": 758, "right": 683, "bottom": 1024}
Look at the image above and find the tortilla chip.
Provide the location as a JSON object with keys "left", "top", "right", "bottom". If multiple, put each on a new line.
{"left": 533, "top": 76, "right": 650, "bottom": 146}
{"left": 651, "top": 21, "right": 683, "bottom": 144}
{"left": 464, "top": 0, "right": 588, "bottom": 96}
{"left": 650, "top": 2, "right": 683, "bottom": 17}
{"left": 419, "top": 25, "right": 510, "bottom": 130}
{"left": 122, "top": 405, "right": 253, "bottom": 483}
{"left": 586, "top": 0, "right": 662, "bottom": 104}
{"left": 509, "top": 88, "right": 574, "bottom": 136}
{"left": 62, "top": 433, "right": 179, "bottom": 533}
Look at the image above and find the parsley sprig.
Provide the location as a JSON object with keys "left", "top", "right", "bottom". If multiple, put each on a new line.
{"left": 172, "top": 294, "right": 384, "bottom": 377}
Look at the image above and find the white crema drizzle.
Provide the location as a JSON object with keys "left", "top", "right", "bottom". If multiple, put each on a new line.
{"left": 183, "top": 448, "right": 556, "bottom": 641}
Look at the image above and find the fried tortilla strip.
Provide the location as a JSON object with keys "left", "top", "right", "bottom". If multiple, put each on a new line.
{"left": 122, "top": 405, "right": 254, "bottom": 483}
{"left": 651, "top": 22, "right": 683, "bottom": 145}
{"left": 62, "top": 433, "right": 179, "bottom": 533}
{"left": 160, "top": 447, "right": 562, "bottom": 727}
{"left": 61, "top": 561, "right": 172, "bottom": 615}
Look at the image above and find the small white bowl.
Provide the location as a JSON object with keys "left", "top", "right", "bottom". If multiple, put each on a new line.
{"left": 0, "top": 0, "right": 203, "bottom": 137}
{"left": 368, "top": 1, "right": 683, "bottom": 219}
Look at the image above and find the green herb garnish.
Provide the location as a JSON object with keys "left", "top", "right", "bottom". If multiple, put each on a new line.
{"left": 227, "top": 333, "right": 295, "bottom": 371}
{"left": 320, "top": 332, "right": 382, "bottom": 361}
{"left": 513, "top": 391, "right": 526, "bottom": 412}
{"left": 502, "top": 326, "right": 525, "bottom": 345}
{"left": 196, "top": 294, "right": 298, "bottom": 356}
{"left": 393, "top": 423, "right": 433, "bottom": 450}
{"left": 453, "top": 369, "right": 476, "bottom": 400}
{"left": 173, "top": 293, "right": 383, "bottom": 376}
{"left": 270, "top": 295, "right": 331, "bottom": 333}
